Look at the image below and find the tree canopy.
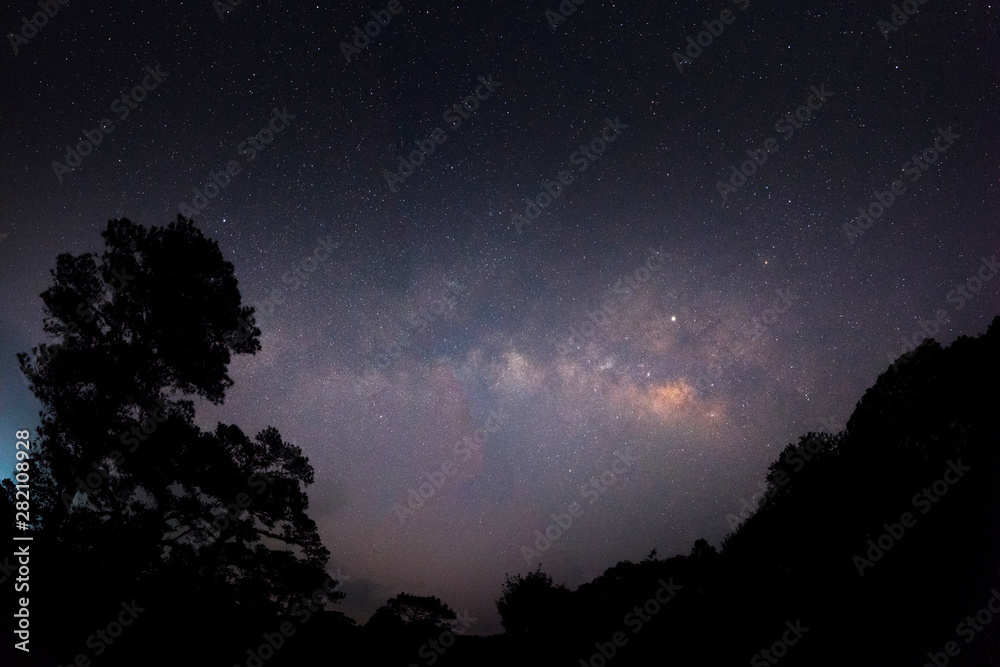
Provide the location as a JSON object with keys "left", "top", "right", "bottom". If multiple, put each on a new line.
{"left": 366, "top": 592, "right": 458, "bottom": 635}
{"left": 14, "top": 217, "right": 337, "bottom": 661}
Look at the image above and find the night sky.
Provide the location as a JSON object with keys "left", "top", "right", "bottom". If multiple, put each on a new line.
{"left": 1, "top": 0, "right": 998, "bottom": 633}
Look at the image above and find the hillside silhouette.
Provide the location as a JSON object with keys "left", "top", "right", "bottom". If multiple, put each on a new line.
{"left": 1, "top": 217, "right": 998, "bottom": 666}
{"left": 474, "top": 318, "right": 1000, "bottom": 667}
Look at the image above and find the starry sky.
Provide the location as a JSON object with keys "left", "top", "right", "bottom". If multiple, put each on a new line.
{"left": 1, "top": 0, "right": 998, "bottom": 633}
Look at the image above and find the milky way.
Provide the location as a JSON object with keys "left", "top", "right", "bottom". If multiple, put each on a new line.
{"left": 1, "top": 0, "right": 998, "bottom": 632}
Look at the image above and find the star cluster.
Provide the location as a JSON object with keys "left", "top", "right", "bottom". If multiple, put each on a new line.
{"left": 1, "top": 0, "right": 998, "bottom": 632}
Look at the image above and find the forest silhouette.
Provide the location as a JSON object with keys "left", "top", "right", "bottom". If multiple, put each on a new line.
{"left": 2, "top": 217, "right": 998, "bottom": 666}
